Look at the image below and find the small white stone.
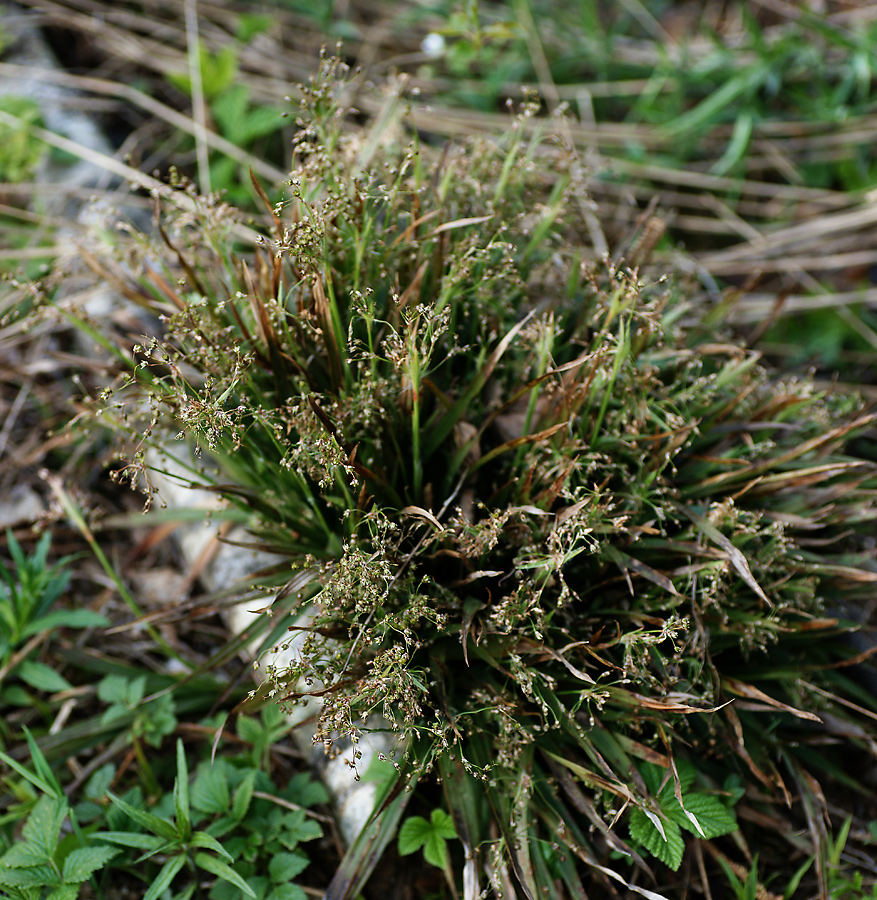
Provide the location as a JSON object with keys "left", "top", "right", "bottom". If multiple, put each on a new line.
{"left": 420, "top": 32, "right": 446, "bottom": 58}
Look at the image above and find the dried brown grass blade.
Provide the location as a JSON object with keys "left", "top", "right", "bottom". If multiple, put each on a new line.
{"left": 311, "top": 276, "right": 343, "bottom": 389}
{"left": 722, "top": 678, "right": 821, "bottom": 722}
{"left": 74, "top": 244, "right": 156, "bottom": 308}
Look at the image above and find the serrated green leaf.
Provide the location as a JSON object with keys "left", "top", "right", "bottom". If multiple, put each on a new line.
{"left": 22, "top": 796, "right": 67, "bottom": 859}
{"left": 143, "top": 853, "right": 186, "bottom": 900}
{"left": 0, "top": 864, "right": 57, "bottom": 888}
{"left": 280, "top": 812, "right": 322, "bottom": 844}
{"left": 209, "top": 156, "right": 238, "bottom": 194}
{"left": 84, "top": 764, "right": 116, "bottom": 801}
{"left": 658, "top": 759, "right": 696, "bottom": 800}
{"left": 235, "top": 716, "right": 262, "bottom": 746}
{"left": 238, "top": 106, "right": 285, "bottom": 144}
{"left": 260, "top": 702, "right": 284, "bottom": 731}
{"left": 397, "top": 815, "right": 430, "bottom": 856}
{"left": 165, "top": 71, "right": 189, "bottom": 95}
{"left": 422, "top": 831, "right": 449, "bottom": 869}
{"left": 639, "top": 762, "right": 669, "bottom": 797}
{"left": 194, "top": 852, "right": 256, "bottom": 898}
{"left": 1, "top": 842, "right": 49, "bottom": 868}
{"left": 268, "top": 850, "right": 309, "bottom": 882}
{"left": 46, "top": 883, "right": 78, "bottom": 900}
{"left": 429, "top": 808, "right": 456, "bottom": 840}
{"left": 284, "top": 773, "right": 328, "bottom": 808}
{"left": 106, "top": 793, "right": 178, "bottom": 840}
{"left": 192, "top": 762, "right": 230, "bottom": 814}
{"left": 212, "top": 86, "right": 249, "bottom": 139}
{"left": 669, "top": 793, "right": 737, "bottom": 840}
{"left": 268, "top": 884, "right": 307, "bottom": 900}
{"left": 629, "top": 807, "right": 685, "bottom": 871}
{"left": 126, "top": 676, "right": 147, "bottom": 705}
{"left": 17, "top": 659, "right": 72, "bottom": 693}
{"left": 141, "top": 696, "right": 178, "bottom": 748}
{"left": 61, "top": 845, "right": 118, "bottom": 883}
{"left": 98, "top": 674, "right": 143, "bottom": 707}
{"left": 397, "top": 810, "right": 454, "bottom": 868}
{"left": 203, "top": 46, "right": 239, "bottom": 98}
{"left": 166, "top": 44, "right": 238, "bottom": 100}
{"left": 236, "top": 13, "right": 272, "bottom": 42}
{"left": 642, "top": 807, "right": 666, "bottom": 842}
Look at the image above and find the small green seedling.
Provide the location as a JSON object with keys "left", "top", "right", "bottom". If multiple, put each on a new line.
{"left": 98, "top": 674, "right": 177, "bottom": 749}
{"left": 398, "top": 808, "right": 457, "bottom": 870}
{"left": 0, "top": 530, "right": 107, "bottom": 699}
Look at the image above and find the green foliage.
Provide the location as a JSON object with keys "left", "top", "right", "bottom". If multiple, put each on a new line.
{"left": 208, "top": 85, "right": 287, "bottom": 200}
{"left": 628, "top": 761, "right": 737, "bottom": 870}
{"left": 97, "top": 674, "right": 177, "bottom": 749}
{"left": 234, "top": 14, "right": 273, "bottom": 44}
{"left": 0, "top": 690, "right": 326, "bottom": 900}
{"left": 94, "top": 734, "right": 323, "bottom": 900}
{"left": 762, "top": 306, "right": 877, "bottom": 368}
{"left": 820, "top": 818, "right": 877, "bottom": 899}
{"left": 191, "top": 719, "right": 326, "bottom": 900}
{"left": 397, "top": 809, "right": 456, "bottom": 869}
{"left": 717, "top": 853, "right": 763, "bottom": 900}
{"left": 98, "top": 741, "right": 256, "bottom": 900}
{"left": 65, "top": 55, "right": 877, "bottom": 898}
{"left": 428, "top": 0, "right": 877, "bottom": 175}
{"left": 164, "top": 40, "right": 285, "bottom": 203}
{"left": 166, "top": 43, "right": 239, "bottom": 101}
{"left": 268, "top": 0, "right": 358, "bottom": 38}
{"left": 233, "top": 702, "right": 292, "bottom": 771}
{"left": 0, "top": 97, "right": 46, "bottom": 183}
{"left": 0, "top": 795, "right": 118, "bottom": 899}
{"left": 0, "top": 531, "right": 107, "bottom": 699}
{"left": 0, "top": 737, "right": 120, "bottom": 899}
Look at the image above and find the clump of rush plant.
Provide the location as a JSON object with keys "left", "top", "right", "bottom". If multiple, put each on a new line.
{"left": 62, "top": 57, "right": 877, "bottom": 899}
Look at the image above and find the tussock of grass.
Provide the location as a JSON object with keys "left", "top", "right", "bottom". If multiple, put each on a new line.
{"left": 61, "top": 57, "right": 877, "bottom": 898}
